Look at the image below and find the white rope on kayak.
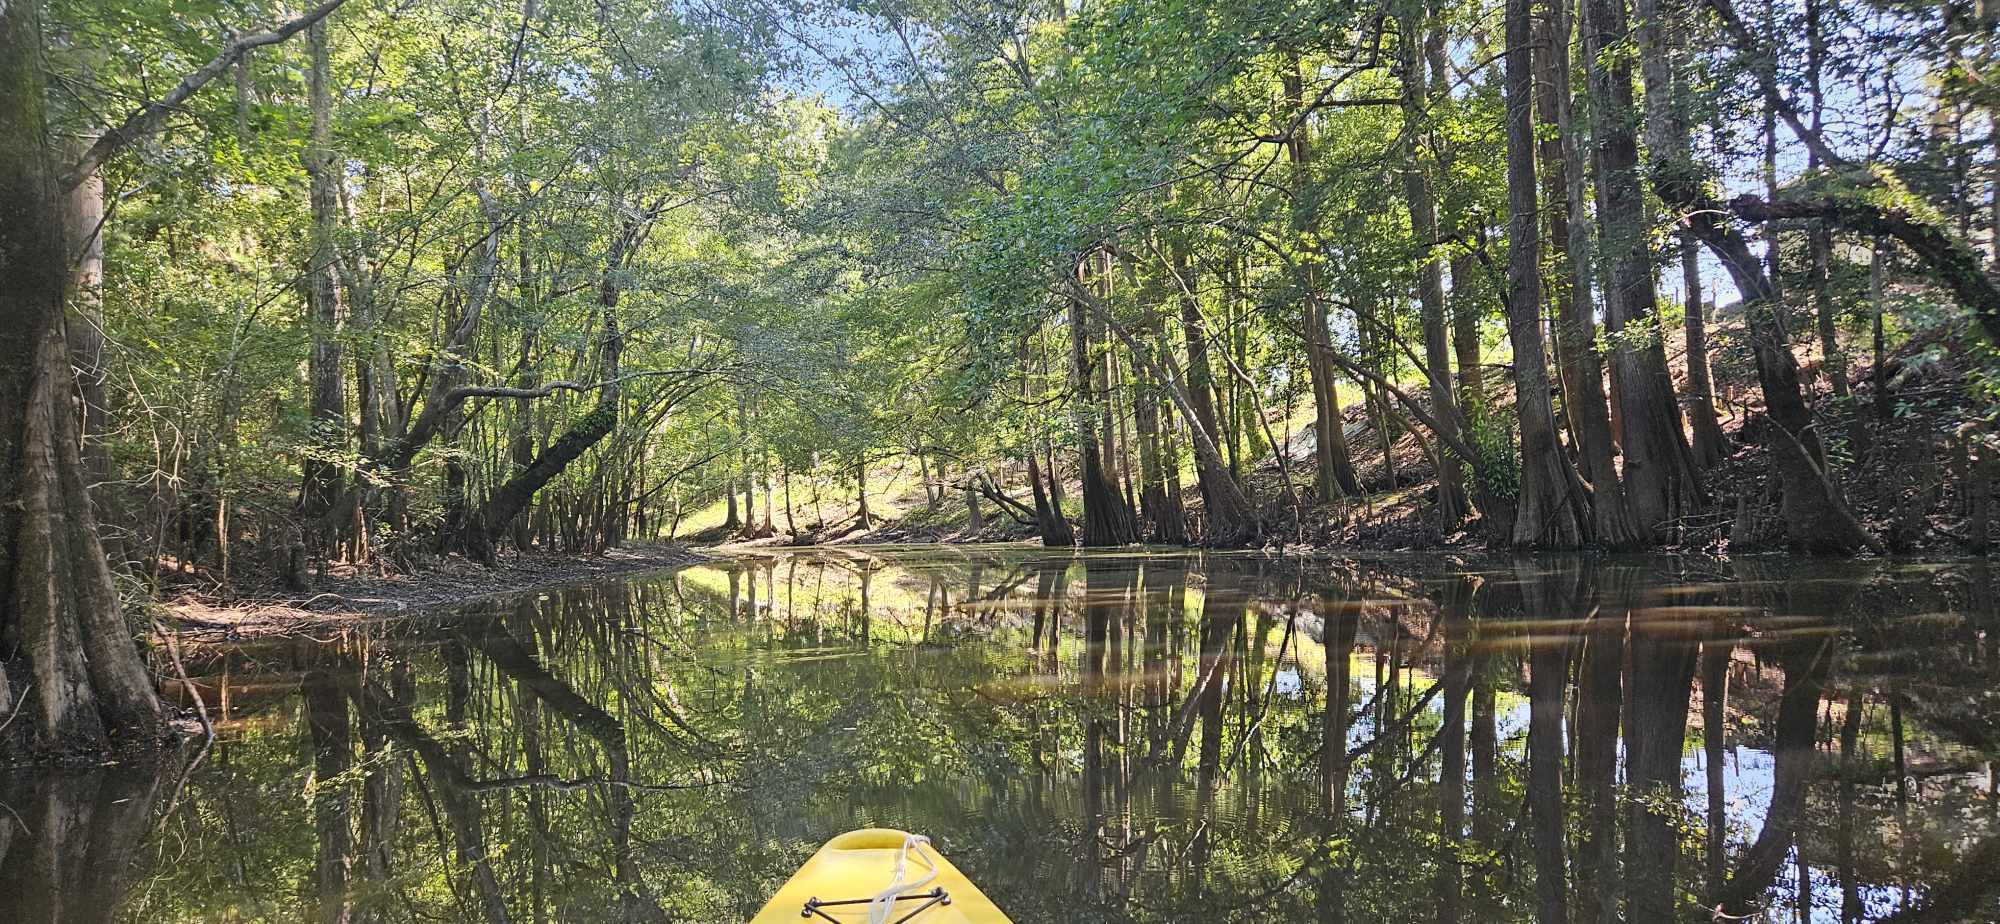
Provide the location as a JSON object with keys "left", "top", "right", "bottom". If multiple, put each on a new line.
{"left": 866, "top": 833, "right": 941, "bottom": 924}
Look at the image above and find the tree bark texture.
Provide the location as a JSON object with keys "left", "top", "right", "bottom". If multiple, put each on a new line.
{"left": 1286, "top": 55, "right": 1362, "bottom": 505}
{"left": 1069, "top": 287, "right": 1138, "bottom": 546}
{"left": 0, "top": 0, "right": 170, "bottom": 759}
{"left": 1398, "top": 14, "right": 1468, "bottom": 526}
{"left": 1502, "top": 0, "right": 1589, "bottom": 549}
{"left": 301, "top": 16, "right": 348, "bottom": 528}
{"left": 1583, "top": 0, "right": 1701, "bottom": 529}
{"left": 1536, "top": 0, "right": 1646, "bottom": 548}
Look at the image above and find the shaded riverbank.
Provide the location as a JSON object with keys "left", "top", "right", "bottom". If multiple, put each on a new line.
{"left": 684, "top": 318, "right": 1996, "bottom": 559}
{"left": 159, "top": 544, "right": 708, "bottom": 641}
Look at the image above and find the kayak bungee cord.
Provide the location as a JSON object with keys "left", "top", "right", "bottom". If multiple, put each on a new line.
{"left": 866, "top": 834, "right": 943, "bottom": 924}
{"left": 796, "top": 832, "right": 953, "bottom": 924}
{"left": 800, "top": 888, "right": 949, "bottom": 924}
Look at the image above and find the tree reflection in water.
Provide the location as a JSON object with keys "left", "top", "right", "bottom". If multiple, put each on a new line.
{"left": 2, "top": 549, "right": 1998, "bottom": 922}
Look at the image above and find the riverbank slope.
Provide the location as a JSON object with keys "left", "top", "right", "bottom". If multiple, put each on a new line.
{"left": 159, "top": 544, "right": 709, "bottom": 640}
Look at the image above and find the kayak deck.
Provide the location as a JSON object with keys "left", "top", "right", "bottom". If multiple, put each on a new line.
{"left": 749, "top": 829, "right": 1014, "bottom": 923}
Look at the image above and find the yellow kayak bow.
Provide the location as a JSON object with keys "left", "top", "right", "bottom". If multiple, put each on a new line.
{"left": 749, "top": 829, "right": 1014, "bottom": 924}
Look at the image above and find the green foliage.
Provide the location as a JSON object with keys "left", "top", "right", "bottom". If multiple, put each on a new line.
{"left": 1463, "top": 397, "right": 1519, "bottom": 501}
{"left": 38, "top": 0, "right": 1998, "bottom": 560}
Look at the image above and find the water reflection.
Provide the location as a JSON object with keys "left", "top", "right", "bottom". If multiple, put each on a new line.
{"left": 2, "top": 549, "right": 1997, "bottom": 922}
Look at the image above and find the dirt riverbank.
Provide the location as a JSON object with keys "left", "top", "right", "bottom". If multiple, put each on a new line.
{"left": 158, "top": 544, "right": 710, "bottom": 641}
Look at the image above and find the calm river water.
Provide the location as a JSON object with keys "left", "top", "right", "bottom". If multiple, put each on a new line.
{"left": 2, "top": 546, "right": 1996, "bottom": 922}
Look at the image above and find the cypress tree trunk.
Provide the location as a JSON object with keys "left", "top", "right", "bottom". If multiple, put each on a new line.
{"left": 1026, "top": 450, "right": 1073, "bottom": 546}
{"left": 1131, "top": 324, "right": 1187, "bottom": 543}
{"left": 1633, "top": 0, "right": 1873, "bottom": 552}
{"left": 349, "top": 161, "right": 394, "bottom": 555}
{"left": 65, "top": 138, "right": 121, "bottom": 562}
{"left": 1285, "top": 53, "right": 1361, "bottom": 504}
{"left": 1680, "top": 236, "right": 1729, "bottom": 466}
{"left": 1537, "top": 0, "right": 1646, "bottom": 547}
{"left": 1810, "top": 226, "right": 1848, "bottom": 395}
{"left": 760, "top": 452, "right": 774, "bottom": 536}
{"left": 1397, "top": 14, "right": 1468, "bottom": 526}
{"left": 1105, "top": 326, "right": 1139, "bottom": 522}
{"left": 1502, "top": 0, "right": 1590, "bottom": 548}
{"left": 1045, "top": 450, "right": 1066, "bottom": 512}
{"left": 1095, "top": 259, "right": 1122, "bottom": 479}
{"left": 1359, "top": 299, "right": 1400, "bottom": 485}
{"left": 738, "top": 393, "right": 756, "bottom": 536}
{"left": 1871, "top": 238, "right": 1889, "bottom": 425}
{"left": 1069, "top": 281, "right": 1138, "bottom": 546}
{"left": 1414, "top": 0, "right": 1487, "bottom": 421}
{"left": 723, "top": 470, "right": 740, "bottom": 529}
{"left": 1449, "top": 252, "right": 1485, "bottom": 408}
{"left": 1172, "top": 238, "right": 1244, "bottom": 538}
{"left": 855, "top": 458, "right": 874, "bottom": 529}
{"left": 439, "top": 402, "right": 468, "bottom": 551}
{"left": 300, "top": 15, "right": 347, "bottom": 532}
{"left": 1128, "top": 261, "right": 1189, "bottom": 543}
{"left": 1077, "top": 282, "right": 1255, "bottom": 544}
{"left": 508, "top": 335, "right": 538, "bottom": 551}
{"left": 1583, "top": 0, "right": 1700, "bottom": 530}
{"left": 963, "top": 474, "right": 982, "bottom": 532}
{"left": 0, "top": 0, "right": 170, "bottom": 758}
{"left": 1022, "top": 337, "right": 1076, "bottom": 546}
{"left": 723, "top": 393, "right": 742, "bottom": 530}
{"left": 1150, "top": 393, "right": 1190, "bottom": 543}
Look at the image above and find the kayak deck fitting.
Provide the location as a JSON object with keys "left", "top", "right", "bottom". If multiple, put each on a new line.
{"left": 749, "top": 829, "right": 1014, "bottom": 923}
{"left": 801, "top": 886, "right": 950, "bottom": 923}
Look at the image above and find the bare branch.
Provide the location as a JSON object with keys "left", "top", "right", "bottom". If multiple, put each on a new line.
{"left": 1697, "top": 0, "right": 1848, "bottom": 171}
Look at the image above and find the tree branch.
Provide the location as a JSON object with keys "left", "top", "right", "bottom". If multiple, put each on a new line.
{"left": 1729, "top": 193, "right": 2000, "bottom": 344}
{"left": 969, "top": 474, "right": 1037, "bottom": 524}
{"left": 441, "top": 370, "right": 692, "bottom": 403}
{"left": 1697, "top": 0, "right": 2000, "bottom": 345}
{"left": 60, "top": 0, "right": 351, "bottom": 190}
{"left": 1294, "top": 329, "right": 1483, "bottom": 470}
{"left": 1697, "top": 0, "right": 1847, "bottom": 171}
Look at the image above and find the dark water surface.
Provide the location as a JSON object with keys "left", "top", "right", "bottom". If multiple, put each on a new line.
{"left": 3, "top": 546, "right": 1998, "bottom": 922}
